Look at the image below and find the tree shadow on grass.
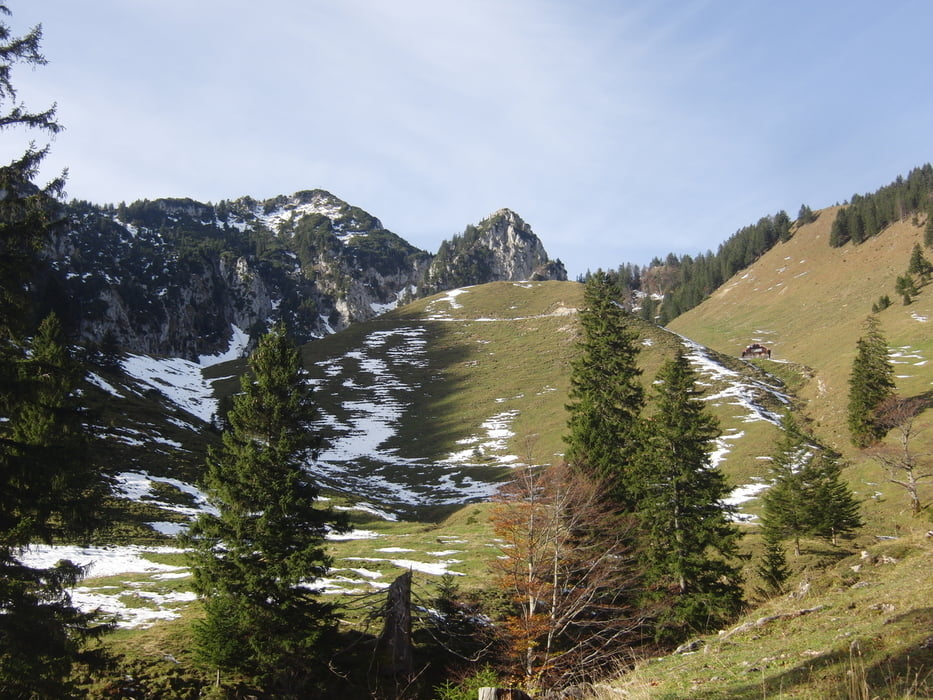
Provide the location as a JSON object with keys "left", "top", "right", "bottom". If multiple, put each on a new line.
{"left": 717, "top": 607, "right": 933, "bottom": 699}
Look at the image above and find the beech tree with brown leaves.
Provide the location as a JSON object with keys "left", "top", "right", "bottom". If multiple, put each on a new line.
{"left": 488, "top": 463, "right": 646, "bottom": 692}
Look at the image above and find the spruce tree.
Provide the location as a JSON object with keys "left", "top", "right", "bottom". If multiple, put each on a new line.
{"left": 895, "top": 273, "right": 919, "bottom": 304}
{"left": 796, "top": 203, "right": 816, "bottom": 226}
{"left": 925, "top": 209, "right": 933, "bottom": 247}
{"left": 564, "top": 271, "right": 645, "bottom": 507}
{"left": 4, "top": 314, "right": 103, "bottom": 540}
{"left": 847, "top": 316, "right": 896, "bottom": 448}
{"left": 754, "top": 530, "right": 790, "bottom": 600}
{"left": 759, "top": 413, "right": 814, "bottom": 557}
{"left": 907, "top": 242, "right": 932, "bottom": 282}
{"left": 0, "top": 7, "right": 110, "bottom": 694}
{"left": 0, "top": 9, "right": 64, "bottom": 343}
{"left": 0, "top": 314, "right": 110, "bottom": 696}
{"left": 186, "top": 325, "right": 346, "bottom": 694}
{"left": 809, "top": 452, "right": 862, "bottom": 546}
{"left": 761, "top": 413, "right": 862, "bottom": 555}
{"left": 634, "top": 350, "right": 743, "bottom": 640}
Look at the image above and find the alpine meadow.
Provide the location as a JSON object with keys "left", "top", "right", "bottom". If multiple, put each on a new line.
{"left": 2, "top": 4, "right": 933, "bottom": 699}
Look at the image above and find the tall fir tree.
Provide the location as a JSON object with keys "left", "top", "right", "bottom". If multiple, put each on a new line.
{"left": 634, "top": 349, "right": 744, "bottom": 641}
{"left": 0, "top": 8, "right": 64, "bottom": 344}
{"left": 3, "top": 313, "right": 103, "bottom": 542}
{"left": 907, "top": 242, "right": 932, "bottom": 282}
{"left": 759, "top": 413, "right": 814, "bottom": 557}
{"left": 186, "top": 325, "right": 346, "bottom": 695}
{"left": 895, "top": 273, "right": 919, "bottom": 304}
{"left": 925, "top": 208, "right": 933, "bottom": 247}
{"left": 847, "top": 316, "right": 896, "bottom": 448}
{"left": 564, "top": 271, "right": 645, "bottom": 507}
{"left": 0, "top": 6, "right": 110, "bottom": 695}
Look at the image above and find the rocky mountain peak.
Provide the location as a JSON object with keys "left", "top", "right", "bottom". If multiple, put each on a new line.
{"left": 38, "top": 191, "right": 566, "bottom": 360}
{"left": 422, "top": 209, "right": 566, "bottom": 293}
{"left": 474, "top": 208, "right": 567, "bottom": 282}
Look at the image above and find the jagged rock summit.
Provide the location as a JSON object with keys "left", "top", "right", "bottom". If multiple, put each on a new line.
{"left": 475, "top": 208, "right": 566, "bottom": 281}
{"left": 422, "top": 208, "right": 566, "bottom": 294}
{"left": 39, "top": 191, "right": 566, "bottom": 360}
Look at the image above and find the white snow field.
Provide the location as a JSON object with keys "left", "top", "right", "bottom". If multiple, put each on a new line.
{"left": 19, "top": 544, "right": 193, "bottom": 629}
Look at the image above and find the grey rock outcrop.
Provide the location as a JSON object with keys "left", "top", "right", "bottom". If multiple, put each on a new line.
{"left": 38, "top": 192, "right": 564, "bottom": 360}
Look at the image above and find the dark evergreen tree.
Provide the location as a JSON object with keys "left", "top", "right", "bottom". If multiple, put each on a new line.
{"left": 0, "top": 15, "right": 64, "bottom": 341}
{"left": 0, "top": 7, "right": 110, "bottom": 694}
{"left": 774, "top": 210, "right": 792, "bottom": 242}
{"left": 907, "top": 243, "right": 932, "bottom": 282}
{"left": 872, "top": 294, "right": 892, "bottom": 314}
{"left": 634, "top": 350, "right": 743, "bottom": 640}
{"left": 761, "top": 413, "right": 862, "bottom": 555}
{"left": 564, "top": 271, "right": 645, "bottom": 507}
{"left": 809, "top": 452, "right": 862, "bottom": 546}
{"left": 895, "top": 273, "right": 919, "bottom": 304}
{"left": 829, "top": 210, "right": 849, "bottom": 247}
{"left": 796, "top": 203, "right": 817, "bottom": 226}
{"left": 759, "top": 413, "right": 815, "bottom": 557}
{"left": 754, "top": 530, "right": 790, "bottom": 600}
{"left": 0, "top": 313, "right": 111, "bottom": 697}
{"left": 4, "top": 313, "right": 104, "bottom": 540}
{"left": 186, "top": 325, "right": 346, "bottom": 694}
{"left": 847, "top": 316, "right": 896, "bottom": 448}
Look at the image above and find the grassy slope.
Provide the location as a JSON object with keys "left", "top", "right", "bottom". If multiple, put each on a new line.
{"left": 668, "top": 211, "right": 933, "bottom": 532}
{"left": 299, "top": 281, "right": 787, "bottom": 508}
{"left": 593, "top": 533, "right": 933, "bottom": 700}
{"left": 306, "top": 281, "right": 585, "bottom": 469}
{"left": 605, "top": 213, "right": 933, "bottom": 698}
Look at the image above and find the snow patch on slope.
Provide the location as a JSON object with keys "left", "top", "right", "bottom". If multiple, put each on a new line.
{"left": 198, "top": 324, "right": 250, "bottom": 366}
{"left": 679, "top": 336, "right": 788, "bottom": 425}
{"left": 121, "top": 354, "right": 218, "bottom": 423}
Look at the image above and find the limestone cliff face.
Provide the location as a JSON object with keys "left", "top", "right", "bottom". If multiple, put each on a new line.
{"left": 475, "top": 208, "right": 554, "bottom": 280}
{"left": 38, "top": 193, "right": 563, "bottom": 360}
{"left": 424, "top": 208, "right": 567, "bottom": 293}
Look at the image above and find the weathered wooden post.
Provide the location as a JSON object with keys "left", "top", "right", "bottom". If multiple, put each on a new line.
{"left": 377, "top": 570, "right": 413, "bottom": 678}
{"left": 478, "top": 688, "right": 534, "bottom": 700}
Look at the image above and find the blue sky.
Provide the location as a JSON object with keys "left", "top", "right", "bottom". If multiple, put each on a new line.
{"left": 7, "top": 0, "right": 933, "bottom": 277}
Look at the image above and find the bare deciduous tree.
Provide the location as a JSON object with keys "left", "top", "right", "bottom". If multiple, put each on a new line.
{"left": 872, "top": 396, "right": 932, "bottom": 515}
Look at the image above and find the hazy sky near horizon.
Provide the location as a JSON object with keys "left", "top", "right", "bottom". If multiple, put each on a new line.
{"left": 7, "top": 1, "right": 933, "bottom": 277}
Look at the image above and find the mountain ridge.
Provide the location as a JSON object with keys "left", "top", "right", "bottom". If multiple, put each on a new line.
{"left": 38, "top": 191, "right": 566, "bottom": 360}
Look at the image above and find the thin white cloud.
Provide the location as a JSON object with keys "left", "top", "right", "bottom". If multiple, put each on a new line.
{"left": 6, "top": 0, "right": 933, "bottom": 276}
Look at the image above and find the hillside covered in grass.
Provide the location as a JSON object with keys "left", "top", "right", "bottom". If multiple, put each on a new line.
{"left": 592, "top": 532, "right": 932, "bottom": 699}
{"left": 668, "top": 208, "right": 933, "bottom": 533}
{"left": 200, "top": 280, "right": 790, "bottom": 523}
{"left": 591, "top": 205, "right": 933, "bottom": 698}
